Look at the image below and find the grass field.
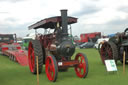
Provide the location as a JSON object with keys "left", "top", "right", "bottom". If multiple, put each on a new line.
{"left": 0, "top": 48, "right": 128, "bottom": 85}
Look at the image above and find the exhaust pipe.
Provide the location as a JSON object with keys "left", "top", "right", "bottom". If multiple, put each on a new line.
{"left": 60, "top": 10, "right": 68, "bottom": 35}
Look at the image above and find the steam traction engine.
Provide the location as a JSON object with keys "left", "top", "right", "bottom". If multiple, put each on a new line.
{"left": 28, "top": 10, "right": 89, "bottom": 82}
{"left": 99, "top": 28, "right": 128, "bottom": 64}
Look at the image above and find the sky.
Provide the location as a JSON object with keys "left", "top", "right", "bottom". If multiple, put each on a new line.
{"left": 0, "top": 0, "right": 128, "bottom": 37}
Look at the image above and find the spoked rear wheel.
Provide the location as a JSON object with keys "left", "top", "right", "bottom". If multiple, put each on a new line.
{"left": 100, "top": 42, "right": 118, "bottom": 64}
{"left": 75, "top": 53, "right": 88, "bottom": 78}
{"left": 45, "top": 56, "right": 58, "bottom": 82}
{"left": 28, "top": 40, "right": 43, "bottom": 74}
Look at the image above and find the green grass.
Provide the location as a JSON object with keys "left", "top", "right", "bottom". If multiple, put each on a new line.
{"left": 0, "top": 48, "right": 128, "bottom": 85}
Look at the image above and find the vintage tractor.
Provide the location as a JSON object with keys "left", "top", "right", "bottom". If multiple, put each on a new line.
{"left": 0, "top": 34, "right": 28, "bottom": 66}
{"left": 28, "top": 10, "right": 89, "bottom": 82}
{"left": 99, "top": 28, "right": 128, "bottom": 64}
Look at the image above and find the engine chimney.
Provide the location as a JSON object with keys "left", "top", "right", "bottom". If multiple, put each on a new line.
{"left": 61, "top": 10, "right": 68, "bottom": 35}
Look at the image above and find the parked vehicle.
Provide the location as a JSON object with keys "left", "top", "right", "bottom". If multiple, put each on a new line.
{"left": 79, "top": 42, "right": 94, "bottom": 49}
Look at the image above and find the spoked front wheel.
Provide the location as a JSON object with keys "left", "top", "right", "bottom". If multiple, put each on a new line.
{"left": 45, "top": 56, "right": 58, "bottom": 82}
{"left": 75, "top": 53, "right": 88, "bottom": 78}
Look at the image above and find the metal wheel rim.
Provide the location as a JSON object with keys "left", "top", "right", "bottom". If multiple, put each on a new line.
{"left": 45, "top": 56, "right": 55, "bottom": 81}
{"left": 75, "top": 53, "right": 86, "bottom": 78}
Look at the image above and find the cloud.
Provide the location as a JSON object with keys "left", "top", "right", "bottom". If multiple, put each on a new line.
{"left": 0, "top": 22, "right": 32, "bottom": 37}
{"left": 118, "top": 6, "right": 128, "bottom": 13}
{"left": 107, "top": 17, "right": 128, "bottom": 25}
{"left": 5, "top": 17, "right": 18, "bottom": 22}
{"left": 0, "top": 0, "right": 27, "bottom": 3}
{"left": 0, "top": 0, "right": 128, "bottom": 37}
{"left": 72, "top": 23, "right": 127, "bottom": 37}
{"left": 0, "top": 12, "right": 9, "bottom": 14}
{"left": 72, "top": 17, "right": 128, "bottom": 36}
{"left": 72, "top": 6, "right": 101, "bottom": 17}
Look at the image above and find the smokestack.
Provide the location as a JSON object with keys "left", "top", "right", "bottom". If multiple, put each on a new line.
{"left": 60, "top": 9, "right": 68, "bottom": 35}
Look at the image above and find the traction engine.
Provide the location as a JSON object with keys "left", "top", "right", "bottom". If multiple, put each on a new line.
{"left": 99, "top": 28, "right": 128, "bottom": 64}
{"left": 28, "top": 10, "right": 89, "bottom": 82}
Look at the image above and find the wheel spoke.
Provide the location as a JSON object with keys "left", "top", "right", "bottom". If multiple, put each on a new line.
{"left": 79, "top": 68, "right": 82, "bottom": 74}
{"left": 80, "top": 57, "right": 82, "bottom": 63}
{"left": 49, "top": 64, "right": 53, "bottom": 71}
{"left": 107, "top": 46, "right": 113, "bottom": 59}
